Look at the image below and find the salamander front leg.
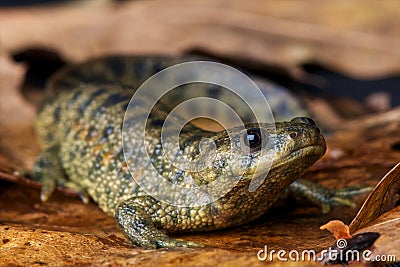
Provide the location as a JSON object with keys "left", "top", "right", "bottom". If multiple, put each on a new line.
{"left": 288, "top": 178, "right": 372, "bottom": 213}
{"left": 115, "top": 196, "right": 202, "bottom": 249}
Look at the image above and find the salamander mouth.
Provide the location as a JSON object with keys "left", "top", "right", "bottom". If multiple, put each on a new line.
{"left": 271, "top": 144, "right": 326, "bottom": 171}
{"left": 244, "top": 144, "right": 325, "bottom": 178}
{"left": 243, "top": 143, "right": 325, "bottom": 189}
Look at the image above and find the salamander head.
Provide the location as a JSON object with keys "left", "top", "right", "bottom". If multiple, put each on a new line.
{"left": 192, "top": 117, "right": 326, "bottom": 190}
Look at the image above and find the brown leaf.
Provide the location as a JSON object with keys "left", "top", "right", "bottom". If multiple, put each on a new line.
{"left": 352, "top": 207, "right": 400, "bottom": 264}
{"left": 349, "top": 162, "right": 400, "bottom": 232}
{"left": 320, "top": 220, "right": 351, "bottom": 240}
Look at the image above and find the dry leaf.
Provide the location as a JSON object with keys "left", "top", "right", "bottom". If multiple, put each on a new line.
{"left": 320, "top": 220, "right": 351, "bottom": 240}
{"left": 349, "top": 162, "right": 400, "bottom": 232}
{"left": 353, "top": 206, "right": 400, "bottom": 262}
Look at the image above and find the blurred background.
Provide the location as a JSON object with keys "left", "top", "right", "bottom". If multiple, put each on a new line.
{"left": 1, "top": 0, "right": 399, "bottom": 131}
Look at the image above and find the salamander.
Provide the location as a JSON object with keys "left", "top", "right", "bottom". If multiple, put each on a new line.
{"left": 33, "top": 56, "right": 363, "bottom": 248}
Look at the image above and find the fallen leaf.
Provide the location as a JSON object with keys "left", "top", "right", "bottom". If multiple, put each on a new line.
{"left": 320, "top": 220, "right": 351, "bottom": 240}
{"left": 349, "top": 162, "right": 400, "bottom": 232}
{"left": 353, "top": 206, "right": 400, "bottom": 263}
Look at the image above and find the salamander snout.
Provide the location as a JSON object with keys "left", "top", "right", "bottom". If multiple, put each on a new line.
{"left": 286, "top": 117, "right": 325, "bottom": 152}
{"left": 290, "top": 117, "right": 320, "bottom": 135}
{"left": 290, "top": 117, "right": 316, "bottom": 126}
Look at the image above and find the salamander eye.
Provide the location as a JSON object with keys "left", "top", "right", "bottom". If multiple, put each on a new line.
{"left": 243, "top": 128, "right": 266, "bottom": 152}
{"left": 289, "top": 132, "right": 298, "bottom": 139}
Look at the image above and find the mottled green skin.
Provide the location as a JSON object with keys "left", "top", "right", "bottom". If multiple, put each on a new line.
{"left": 33, "top": 56, "right": 362, "bottom": 248}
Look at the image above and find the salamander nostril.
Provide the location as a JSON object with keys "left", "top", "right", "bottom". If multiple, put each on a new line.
{"left": 291, "top": 117, "right": 316, "bottom": 126}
